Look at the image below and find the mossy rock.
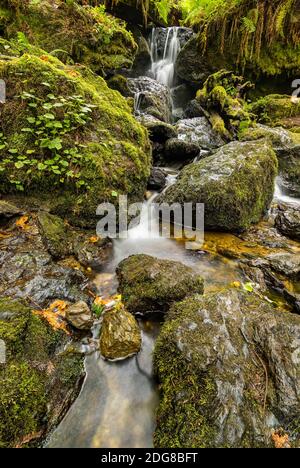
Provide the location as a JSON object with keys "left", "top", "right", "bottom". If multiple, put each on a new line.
{"left": 154, "top": 290, "right": 300, "bottom": 448}
{"left": 157, "top": 140, "right": 278, "bottom": 232}
{"left": 2, "top": 1, "right": 137, "bottom": 75}
{"left": 249, "top": 94, "right": 300, "bottom": 127}
{"left": 0, "top": 297, "right": 84, "bottom": 448}
{"left": 240, "top": 125, "right": 300, "bottom": 196}
{"left": 0, "top": 49, "right": 151, "bottom": 227}
{"left": 117, "top": 254, "right": 204, "bottom": 317}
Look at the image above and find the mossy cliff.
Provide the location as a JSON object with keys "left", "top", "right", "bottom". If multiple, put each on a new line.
{"left": 0, "top": 298, "right": 84, "bottom": 448}
{"left": 0, "top": 44, "right": 151, "bottom": 227}
{"left": 154, "top": 290, "right": 300, "bottom": 448}
{"left": 1, "top": 0, "right": 137, "bottom": 75}
{"left": 176, "top": 0, "right": 300, "bottom": 84}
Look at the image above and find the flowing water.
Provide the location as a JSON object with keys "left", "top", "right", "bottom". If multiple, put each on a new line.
{"left": 150, "top": 27, "right": 181, "bottom": 89}
{"left": 47, "top": 27, "right": 300, "bottom": 449}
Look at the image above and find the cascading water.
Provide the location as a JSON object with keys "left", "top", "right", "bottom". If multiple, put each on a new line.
{"left": 150, "top": 27, "right": 181, "bottom": 89}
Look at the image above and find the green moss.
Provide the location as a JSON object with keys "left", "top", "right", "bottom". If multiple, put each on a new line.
{"left": 117, "top": 255, "right": 204, "bottom": 315}
{"left": 0, "top": 362, "right": 47, "bottom": 449}
{"left": 0, "top": 48, "right": 151, "bottom": 227}
{"left": 4, "top": 1, "right": 137, "bottom": 75}
{"left": 0, "top": 297, "right": 84, "bottom": 447}
{"left": 249, "top": 94, "right": 300, "bottom": 127}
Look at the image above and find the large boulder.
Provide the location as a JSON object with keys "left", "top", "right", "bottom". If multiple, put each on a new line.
{"left": 3, "top": 1, "right": 137, "bottom": 75}
{"left": 154, "top": 290, "right": 300, "bottom": 448}
{"left": 116, "top": 254, "right": 204, "bottom": 317}
{"left": 157, "top": 140, "right": 278, "bottom": 232}
{"left": 249, "top": 95, "right": 300, "bottom": 128}
{"left": 241, "top": 125, "right": 300, "bottom": 196}
{"left": 139, "top": 114, "right": 177, "bottom": 143}
{"left": 0, "top": 48, "right": 151, "bottom": 228}
{"left": 0, "top": 297, "right": 84, "bottom": 448}
{"left": 100, "top": 307, "right": 141, "bottom": 361}
{"left": 275, "top": 204, "right": 300, "bottom": 241}
{"left": 174, "top": 117, "right": 225, "bottom": 152}
{"left": 128, "top": 76, "right": 172, "bottom": 122}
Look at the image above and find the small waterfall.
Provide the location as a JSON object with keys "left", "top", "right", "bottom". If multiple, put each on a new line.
{"left": 150, "top": 27, "right": 181, "bottom": 89}
{"left": 134, "top": 91, "right": 143, "bottom": 114}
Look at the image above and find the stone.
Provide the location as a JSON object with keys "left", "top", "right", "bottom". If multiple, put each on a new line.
{"left": 73, "top": 236, "right": 113, "bottom": 270}
{"left": 154, "top": 290, "right": 300, "bottom": 448}
{"left": 139, "top": 115, "right": 177, "bottom": 143}
{"left": 37, "top": 212, "right": 72, "bottom": 259}
{"left": 100, "top": 308, "right": 141, "bottom": 361}
{"left": 147, "top": 167, "right": 167, "bottom": 191}
{"left": 128, "top": 76, "right": 172, "bottom": 123}
{"left": 175, "top": 117, "right": 225, "bottom": 151}
{"left": 117, "top": 254, "right": 204, "bottom": 317}
{"left": 183, "top": 99, "right": 205, "bottom": 119}
{"left": 165, "top": 138, "right": 200, "bottom": 161}
{"left": 0, "top": 200, "right": 22, "bottom": 219}
{"left": 157, "top": 140, "right": 278, "bottom": 232}
{"left": 275, "top": 203, "right": 300, "bottom": 241}
{"left": 266, "top": 252, "right": 300, "bottom": 279}
{"left": 0, "top": 297, "right": 84, "bottom": 448}
{"left": 241, "top": 124, "right": 300, "bottom": 196}
{"left": 66, "top": 301, "right": 93, "bottom": 331}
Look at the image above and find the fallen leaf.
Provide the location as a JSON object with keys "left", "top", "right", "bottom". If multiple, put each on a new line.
{"left": 15, "top": 431, "right": 44, "bottom": 448}
{"left": 33, "top": 300, "right": 70, "bottom": 334}
{"left": 272, "top": 429, "right": 291, "bottom": 449}
{"left": 89, "top": 236, "right": 100, "bottom": 244}
{"left": 16, "top": 215, "right": 30, "bottom": 230}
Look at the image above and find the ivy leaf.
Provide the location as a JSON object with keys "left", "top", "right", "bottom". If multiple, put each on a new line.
{"left": 15, "top": 161, "right": 24, "bottom": 169}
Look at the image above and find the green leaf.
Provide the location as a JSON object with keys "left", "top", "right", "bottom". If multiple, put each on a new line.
{"left": 111, "top": 190, "right": 118, "bottom": 198}
{"left": 15, "top": 161, "right": 24, "bottom": 169}
{"left": 8, "top": 149, "right": 18, "bottom": 154}
{"left": 243, "top": 282, "right": 254, "bottom": 293}
{"left": 44, "top": 113, "right": 55, "bottom": 120}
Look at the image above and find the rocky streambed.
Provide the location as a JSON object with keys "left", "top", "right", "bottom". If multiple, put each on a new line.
{"left": 0, "top": 13, "right": 300, "bottom": 449}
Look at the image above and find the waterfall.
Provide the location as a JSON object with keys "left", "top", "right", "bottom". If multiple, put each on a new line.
{"left": 150, "top": 27, "right": 181, "bottom": 89}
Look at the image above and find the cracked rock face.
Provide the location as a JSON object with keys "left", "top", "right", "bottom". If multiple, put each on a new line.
{"left": 154, "top": 290, "right": 300, "bottom": 448}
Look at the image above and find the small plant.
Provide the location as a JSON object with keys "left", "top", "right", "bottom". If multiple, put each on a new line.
{"left": 0, "top": 87, "right": 97, "bottom": 192}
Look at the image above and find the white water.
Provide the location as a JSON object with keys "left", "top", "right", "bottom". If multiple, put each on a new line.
{"left": 274, "top": 177, "right": 300, "bottom": 206}
{"left": 150, "top": 27, "right": 181, "bottom": 89}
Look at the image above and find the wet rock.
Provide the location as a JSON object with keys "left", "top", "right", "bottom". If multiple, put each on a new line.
{"left": 131, "top": 32, "right": 152, "bottom": 77}
{"left": 275, "top": 204, "right": 300, "bottom": 241}
{"left": 100, "top": 308, "right": 141, "bottom": 361}
{"left": 241, "top": 125, "right": 300, "bottom": 196}
{"left": 266, "top": 252, "right": 300, "bottom": 279}
{"left": 175, "top": 117, "right": 225, "bottom": 151}
{"left": 175, "top": 35, "right": 213, "bottom": 84}
{"left": 37, "top": 212, "right": 72, "bottom": 259}
{"left": 73, "top": 236, "right": 113, "bottom": 270}
{"left": 117, "top": 254, "right": 204, "bottom": 317}
{"left": 147, "top": 167, "right": 167, "bottom": 191}
{"left": 157, "top": 140, "right": 278, "bottom": 232}
{"left": 154, "top": 290, "right": 300, "bottom": 448}
{"left": 66, "top": 301, "right": 93, "bottom": 331}
{"left": 0, "top": 297, "right": 84, "bottom": 448}
{"left": 139, "top": 114, "right": 177, "bottom": 143}
{"left": 128, "top": 76, "right": 172, "bottom": 122}
{"left": 0, "top": 200, "right": 22, "bottom": 219}
{"left": 183, "top": 99, "right": 205, "bottom": 119}
{"left": 165, "top": 138, "right": 200, "bottom": 161}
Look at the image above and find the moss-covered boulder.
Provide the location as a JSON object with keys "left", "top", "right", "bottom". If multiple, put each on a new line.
{"left": 2, "top": 1, "right": 137, "bottom": 75}
{"left": 195, "top": 70, "right": 254, "bottom": 139}
{"left": 0, "top": 297, "right": 84, "bottom": 448}
{"left": 0, "top": 48, "right": 151, "bottom": 227}
{"left": 240, "top": 125, "right": 300, "bottom": 196}
{"left": 249, "top": 95, "right": 300, "bottom": 128}
{"left": 117, "top": 254, "right": 204, "bottom": 317}
{"left": 154, "top": 290, "right": 300, "bottom": 448}
{"left": 157, "top": 140, "right": 278, "bottom": 232}
{"left": 100, "top": 307, "right": 141, "bottom": 361}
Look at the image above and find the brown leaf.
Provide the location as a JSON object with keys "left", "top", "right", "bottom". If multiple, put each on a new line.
{"left": 272, "top": 429, "right": 291, "bottom": 449}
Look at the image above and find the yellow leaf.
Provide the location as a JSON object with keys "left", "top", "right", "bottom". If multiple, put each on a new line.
{"left": 16, "top": 215, "right": 29, "bottom": 230}
{"left": 89, "top": 236, "right": 99, "bottom": 244}
{"left": 271, "top": 429, "right": 291, "bottom": 449}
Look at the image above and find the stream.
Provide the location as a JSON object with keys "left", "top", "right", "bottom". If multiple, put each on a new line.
{"left": 47, "top": 27, "right": 300, "bottom": 449}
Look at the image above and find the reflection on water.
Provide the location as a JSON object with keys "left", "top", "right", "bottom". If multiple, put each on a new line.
{"left": 47, "top": 322, "right": 160, "bottom": 448}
